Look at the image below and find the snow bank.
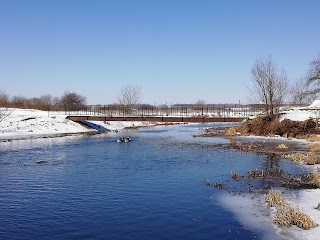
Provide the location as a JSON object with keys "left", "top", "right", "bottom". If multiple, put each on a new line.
{"left": 217, "top": 193, "right": 280, "bottom": 240}
{"left": 308, "top": 100, "right": 320, "bottom": 108}
{"left": 0, "top": 108, "right": 161, "bottom": 140}
{"left": 0, "top": 108, "right": 91, "bottom": 139}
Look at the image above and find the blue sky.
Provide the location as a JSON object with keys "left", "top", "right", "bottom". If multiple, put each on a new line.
{"left": 0, "top": 0, "right": 319, "bottom": 105}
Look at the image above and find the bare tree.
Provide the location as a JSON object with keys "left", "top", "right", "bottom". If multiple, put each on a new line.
{"left": 306, "top": 55, "right": 320, "bottom": 98}
{"left": 60, "top": 91, "right": 87, "bottom": 111}
{"left": 0, "top": 90, "right": 13, "bottom": 123}
{"left": 195, "top": 99, "right": 205, "bottom": 106}
{"left": 193, "top": 99, "right": 206, "bottom": 115}
{"left": 307, "top": 55, "right": 320, "bottom": 83}
{"left": 10, "top": 95, "right": 28, "bottom": 108}
{"left": 0, "top": 90, "right": 9, "bottom": 107}
{"left": 249, "top": 55, "right": 289, "bottom": 118}
{"left": 118, "top": 85, "right": 141, "bottom": 106}
{"left": 290, "top": 77, "right": 315, "bottom": 106}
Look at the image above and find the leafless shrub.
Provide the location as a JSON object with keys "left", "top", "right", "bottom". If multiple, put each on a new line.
{"left": 315, "top": 203, "right": 320, "bottom": 210}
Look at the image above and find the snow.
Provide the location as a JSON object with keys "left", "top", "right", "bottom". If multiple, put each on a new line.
{"left": 308, "top": 100, "right": 320, "bottom": 108}
{"left": 0, "top": 108, "right": 157, "bottom": 140}
{"left": 1, "top": 106, "right": 320, "bottom": 239}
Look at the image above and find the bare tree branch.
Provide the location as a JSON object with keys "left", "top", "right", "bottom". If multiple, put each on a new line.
{"left": 0, "top": 108, "right": 14, "bottom": 123}
{"left": 118, "top": 85, "right": 141, "bottom": 106}
{"left": 307, "top": 56, "right": 320, "bottom": 84}
{"left": 249, "top": 55, "right": 289, "bottom": 117}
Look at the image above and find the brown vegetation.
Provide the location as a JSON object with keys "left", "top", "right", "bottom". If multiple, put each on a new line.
{"left": 232, "top": 117, "right": 320, "bottom": 139}
{"left": 265, "top": 189, "right": 317, "bottom": 230}
{"left": 283, "top": 153, "right": 305, "bottom": 162}
{"left": 274, "top": 205, "right": 317, "bottom": 230}
{"left": 277, "top": 143, "right": 288, "bottom": 149}
{"left": 225, "top": 127, "right": 237, "bottom": 136}
{"left": 230, "top": 171, "right": 240, "bottom": 179}
{"left": 265, "top": 189, "right": 286, "bottom": 207}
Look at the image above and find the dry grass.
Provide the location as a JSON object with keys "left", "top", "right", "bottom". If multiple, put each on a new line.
{"left": 265, "top": 189, "right": 286, "bottom": 207}
{"left": 265, "top": 189, "right": 318, "bottom": 230}
{"left": 277, "top": 143, "right": 288, "bottom": 149}
{"left": 312, "top": 172, "right": 320, "bottom": 187}
{"left": 274, "top": 206, "right": 292, "bottom": 227}
{"left": 307, "top": 134, "right": 320, "bottom": 142}
{"left": 308, "top": 143, "right": 320, "bottom": 152}
{"left": 305, "top": 153, "right": 320, "bottom": 165}
{"left": 225, "top": 127, "right": 237, "bottom": 136}
{"left": 229, "top": 138, "right": 236, "bottom": 146}
{"left": 274, "top": 205, "right": 318, "bottom": 230}
{"left": 283, "top": 153, "right": 305, "bottom": 162}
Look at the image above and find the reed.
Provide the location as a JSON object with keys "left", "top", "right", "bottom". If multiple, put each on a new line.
{"left": 305, "top": 153, "right": 320, "bottom": 165}
{"left": 225, "top": 127, "right": 237, "bottom": 136}
{"left": 265, "top": 189, "right": 317, "bottom": 230}
{"left": 307, "top": 135, "right": 320, "bottom": 142}
{"left": 265, "top": 189, "right": 286, "bottom": 207}
{"left": 284, "top": 153, "right": 305, "bottom": 162}
{"left": 308, "top": 143, "right": 320, "bottom": 152}
{"left": 277, "top": 143, "right": 288, "bottom": 149}
{"left": 312, "top": 172, "right": 320, "bottom": 187}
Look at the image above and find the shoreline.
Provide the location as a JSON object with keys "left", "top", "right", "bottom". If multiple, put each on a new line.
{"left": 204, "top": 133, "right": 320, "bottom": 239}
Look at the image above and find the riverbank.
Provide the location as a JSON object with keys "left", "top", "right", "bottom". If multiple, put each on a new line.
{"left": 0, "top": 108, "right": 164, "bottom": 141}
{"left": 200, "top": 121, "right": 320, "bottom": 238}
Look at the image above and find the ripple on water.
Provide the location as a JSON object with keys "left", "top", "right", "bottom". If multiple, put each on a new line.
{"left": 0, "top": 124, "right": 302, "bottom": 240}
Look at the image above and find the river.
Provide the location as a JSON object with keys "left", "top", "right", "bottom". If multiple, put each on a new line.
{"left": 0, "top": 123, "right": 306, "bottom": 239}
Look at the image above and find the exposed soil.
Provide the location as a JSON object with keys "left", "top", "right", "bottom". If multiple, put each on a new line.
{"left": 235, "top": 117, "right": 319, "bottom": 138}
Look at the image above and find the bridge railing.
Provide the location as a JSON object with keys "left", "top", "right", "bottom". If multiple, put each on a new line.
{"left": 48, "top": 104, "right": 264, "bottom": 118}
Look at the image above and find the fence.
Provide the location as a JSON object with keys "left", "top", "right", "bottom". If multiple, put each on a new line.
{"left": 49, "top": 104, "right": 264, "bottom": 118}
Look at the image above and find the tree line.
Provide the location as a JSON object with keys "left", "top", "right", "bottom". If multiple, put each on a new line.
{"left": 0, "top": 91, "right": 87, "bottom": 111}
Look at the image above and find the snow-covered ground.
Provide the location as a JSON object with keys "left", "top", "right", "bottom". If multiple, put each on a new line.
{"left": 1, "top": 105, "right": 320, "bottom": 239}
{"left": 0, "top": 108, "right": 158, "bottom": 140}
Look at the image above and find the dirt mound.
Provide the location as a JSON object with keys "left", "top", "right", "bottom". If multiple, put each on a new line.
{"left": 236, "top": 117, "right": 319, "bottom": 138}
{"left": 277, "top": 119, "right": 318, "bottom": 138}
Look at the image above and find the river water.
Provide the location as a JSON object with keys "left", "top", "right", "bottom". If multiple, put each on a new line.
{"left": 0, "top": 123, "right": 306, "bottom": 240}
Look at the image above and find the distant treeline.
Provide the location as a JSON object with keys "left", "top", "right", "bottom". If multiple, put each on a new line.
{"left": 0, "top": 91, "right": 87, "bottom": 111}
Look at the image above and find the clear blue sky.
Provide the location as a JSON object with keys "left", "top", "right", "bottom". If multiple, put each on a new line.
{"left": 0, "top": 0, "right": 319, "bottom": 105}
